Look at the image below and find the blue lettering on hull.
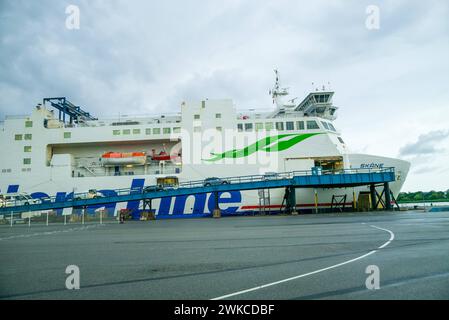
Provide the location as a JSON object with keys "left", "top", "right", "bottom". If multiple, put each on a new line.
{"left": 6, "top": 179, "right": 244, "bottom": 219}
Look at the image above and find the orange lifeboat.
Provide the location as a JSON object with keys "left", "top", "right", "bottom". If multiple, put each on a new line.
{"left": 101, "top": 152, "right": 146, "bottom": 166}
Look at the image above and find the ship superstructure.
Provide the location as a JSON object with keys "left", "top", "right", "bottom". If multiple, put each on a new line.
{"left": 0, "top": 71, "right": 410, "bottom": 217}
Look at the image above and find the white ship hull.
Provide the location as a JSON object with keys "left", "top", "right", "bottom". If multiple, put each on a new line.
{"left": 0, "top": 152, "right": 409, "bottom": 217}
{"left": 0, "top": 77, "right": 410, "bottom": 217}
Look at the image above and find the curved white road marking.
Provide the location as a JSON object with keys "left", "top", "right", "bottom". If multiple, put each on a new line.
{"left": 211, "top": 224, "right": 395, "bottom": 300}
{"left": 370, "top": 225, "right": 394, "bottom": 249}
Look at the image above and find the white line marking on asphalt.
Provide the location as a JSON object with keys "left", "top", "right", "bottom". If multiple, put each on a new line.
{"left": 0, "top": 224, "right": 106, "bottom": 241}
{"left": 211, "top": 224, "right": 395, "bottom": 300}
{"left": 370, "top": 225, "right": 394, "bottom": 249}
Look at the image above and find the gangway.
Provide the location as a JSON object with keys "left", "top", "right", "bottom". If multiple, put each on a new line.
{"left": 43, "top": 97, "right": 97, "bottom": 124}
{"left": 0, "top": 168, "right": 396, "bottom": 216}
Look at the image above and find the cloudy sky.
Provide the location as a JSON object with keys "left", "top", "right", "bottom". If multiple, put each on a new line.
{"left": 1, "top": 0, "right": 448, "bottom": 192}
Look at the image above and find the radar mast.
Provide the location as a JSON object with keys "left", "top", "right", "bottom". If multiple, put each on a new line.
{"left": 270, "top": 69, "right": 289, "bottom": 109}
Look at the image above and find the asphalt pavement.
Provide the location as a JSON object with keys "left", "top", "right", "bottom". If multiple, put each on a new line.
{"left": 0, "top": 211, "right": 448, "bottom": 299}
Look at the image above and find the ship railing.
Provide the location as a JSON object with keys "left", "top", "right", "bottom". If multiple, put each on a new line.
{"left": 1, "top": 167, "right": 394, "bottom": 208}
{"left": 4, "top": 115, "right": 29, "bottom": 120}
{"left": 73, "top": 164, "right": 182, "bottom": 178}
{"left": 77, "top": 113, "right": 182, "bottom": 127}
{"left": 177, "top": 167, "right": 395, "bottom": 188}
{"left": 54, "top": 113, "right": 182, "bottom": 128}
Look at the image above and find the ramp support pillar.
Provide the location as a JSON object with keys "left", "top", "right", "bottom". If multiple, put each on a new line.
{"left": 287, "top": 187, "right": 298, "bottom": 215}
{"left": 384, "top": 182, "right": 392, "bottom": 211}
{"left": 213, "top": 191, "right": 221, "bottom": 218}
{"left": 370, "top": 184, "right": 377, "bottom": 210}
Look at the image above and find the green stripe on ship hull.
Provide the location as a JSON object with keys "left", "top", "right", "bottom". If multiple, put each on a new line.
{"left": 205, "top": 133, "right": 323, "bottom": 161}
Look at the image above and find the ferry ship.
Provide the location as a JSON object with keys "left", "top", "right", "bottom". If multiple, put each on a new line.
{"left": 0, "top": 71, "right": 410, "bottom": 217}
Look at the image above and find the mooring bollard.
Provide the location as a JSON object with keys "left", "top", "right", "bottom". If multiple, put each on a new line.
{"left": 213, "top": 209, "right": 221, "bottom": 218}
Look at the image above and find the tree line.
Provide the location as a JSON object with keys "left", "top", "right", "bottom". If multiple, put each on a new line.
{"left": 397, "top": 190, "right": 449, "bottom": 202}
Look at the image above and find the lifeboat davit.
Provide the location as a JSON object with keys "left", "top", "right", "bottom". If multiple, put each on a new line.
{"left": 101, "top": 152, "right": 146, "bottom": 166}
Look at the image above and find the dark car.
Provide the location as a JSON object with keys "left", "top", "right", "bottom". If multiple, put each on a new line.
{"left": 262, "top": 172, "right": 279, "bottom": 180}
{"left": 143, "top": 185, "right": 163, "bottom": 193}
{"left": 203, "top": 177, "right": 229, "bottom": 187}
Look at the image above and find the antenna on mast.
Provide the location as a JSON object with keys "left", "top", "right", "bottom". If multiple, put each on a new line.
{"left": 270, "top": 69, "right": 288, "bottom": 107}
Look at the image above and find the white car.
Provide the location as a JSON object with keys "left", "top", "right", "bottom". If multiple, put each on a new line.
{"left": 0, "top": 193, "right": 41, "bottom": 207}
{"left": 74, "top": 189, "right": 105, "bottom": 200}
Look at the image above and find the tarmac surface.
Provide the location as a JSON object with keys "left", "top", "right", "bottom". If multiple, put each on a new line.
{"left": 1, "top": 211, "right": 448, "bottom": 299}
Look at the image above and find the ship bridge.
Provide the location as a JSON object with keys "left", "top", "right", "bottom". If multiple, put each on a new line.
{"left": 268, "top": 70, "right": 338, "bottom": 120}
{"left": 294, "top": 91, "right": 337, "bottom": 120}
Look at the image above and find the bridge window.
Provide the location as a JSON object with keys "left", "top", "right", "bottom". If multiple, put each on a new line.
{"left": 245, "top": 123, "right": 253, "bottom": 132}
{"left": 163, "top": 128, "right": 171, "bottom": 134}
{"left": 296, "top": 121, "right": 305, "bottom": 130}
{"left": 315, "top": 94, "right": 329, "bottom": 103}
{"left": 23, "top": 158, "right": 31, "bottom": 165}
{"left": 173, "top": 127, "right": 181, "bottom": 133}
{"left": 237, "top": 124, "right": 243, "bottom": 132}
{"left": 276, "top": 122, "right": 284, "bottom": 131}
{"left": 113, "top": 130, "right": 121, "bottom": 135}
{"left": 286, "top": 121, "right": 294, "bottom": 130}
{"left": 153, "top": 128, "right": 161, "bottom": 134}
{"left": 133, "top": 129, "right": 141, "bottom": 134}
{"left": 255, "top": 123, "right": 264, "bottom": 131}
{"left": 194, "top": 114, "right": 200, "bottom": 120}
{"left": 321, "top": 121, "right": 329, "bottom": 130}
{"left": 338, "top": 137, "right": 345, "bottom": 144}
{"left": 145, "top": 128, "right": 151, "bottom": 135}
{"left": 24, "top": 134, "right": 32, "bottom": 140}
{"left": 64, "top": 132, "right": 71, "bottom": 139}
{"left": 123, "top": 129, "right": 130, "bottom": 135}
{"left": 215, "top": 113, "right": 221, "bottom": 119}
{"left": 306, "top": 121, "right": 319, "bottom": 130}
{"left": 15, "top": 134, "right": 23, "bottom": 141}
{"left": 24, "top": 146, "right": 32, "bottom": 152}
{"left": 25, "top": 120, "right": 33, "bottom": 128}
{"left": 328, "top": 123, "right": 336, "bottom": 132}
